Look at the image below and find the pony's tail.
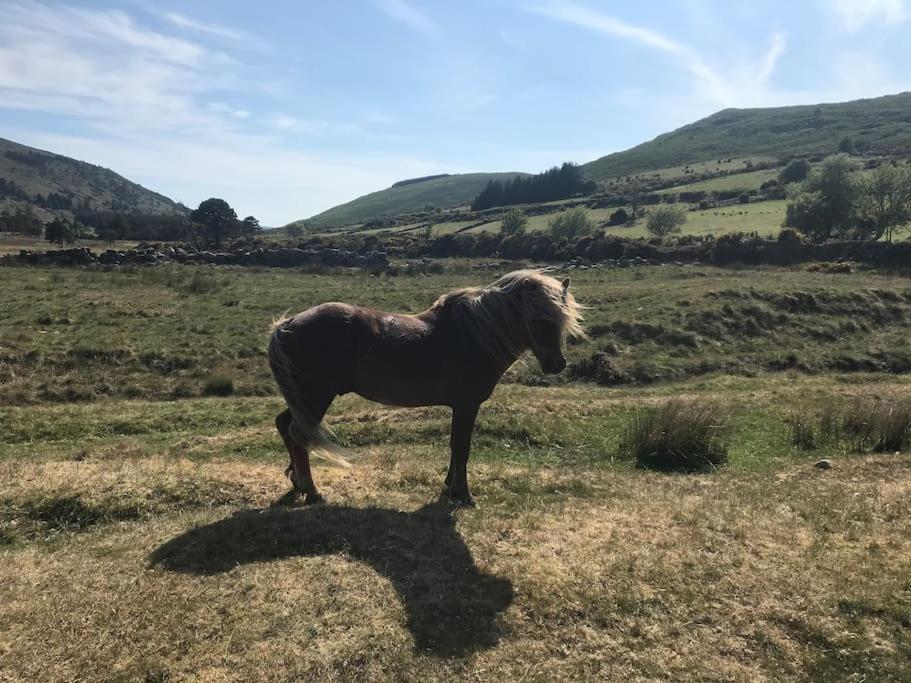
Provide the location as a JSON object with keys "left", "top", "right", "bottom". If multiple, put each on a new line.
{"left": 268, "top": 317, "right": 350, "bottom": 468}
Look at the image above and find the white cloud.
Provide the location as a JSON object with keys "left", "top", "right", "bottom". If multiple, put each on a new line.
{"left": 370, "top": 0, "right": 439, "bottom": 36}
{"left": 0, "top": 1, "right": 442, "bottom": 224}
{"left": 163, "top": 11, "right": 248, "bottom": 41}
{"left": 532, "top": 1, "right": 787, "bottom": 108}
{"left": 831, "top": 0, "right": 908, "bottom": 30}
{"left": 208, "top": 102, "right": 251, "bottom": 119}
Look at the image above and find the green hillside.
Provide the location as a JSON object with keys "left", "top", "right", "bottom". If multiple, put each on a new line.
{"left": 581, "top": 92, "right": 911, "bottom": 181}
{"left": 0, "top": 137, "right": 183, "bottom": 220}
{"left": 297, "top": 172, "right": 529, "bottom": 228}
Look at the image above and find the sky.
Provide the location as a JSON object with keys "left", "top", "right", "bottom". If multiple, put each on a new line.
{"left": 1, "top": 1, "right": 910, "bottom": 225}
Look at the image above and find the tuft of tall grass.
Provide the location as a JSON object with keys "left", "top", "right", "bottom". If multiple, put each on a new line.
{"left": 619, "top": 400, "right": 729, "bottom": 472}
{"left": 790, "top": 399, "right": 911, "bottom": 453}
{"left": 203, "top": 373, "right": 235, "bottom": 397}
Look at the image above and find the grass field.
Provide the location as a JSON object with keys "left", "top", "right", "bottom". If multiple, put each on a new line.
{"left": 657, "top": 168, "right": 781, "bottom": 195}
{"left": 2, "top": 262, "right": 911, "bottom": 680}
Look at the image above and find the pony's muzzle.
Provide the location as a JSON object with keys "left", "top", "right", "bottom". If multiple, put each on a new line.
{"left": 541, "top": 356, "right": 567, "bottom": 374}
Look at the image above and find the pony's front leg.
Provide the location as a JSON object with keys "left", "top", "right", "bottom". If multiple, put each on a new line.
{"left": 445, "top": 403, "right": 480, "bottom": 507}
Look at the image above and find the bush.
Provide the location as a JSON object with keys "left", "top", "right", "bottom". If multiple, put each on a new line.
{"left": 499, "top": 208, "right": 527, "bottom": 236}
{"left": 779, "top": 158, "right": 810, "bottom": 184}
{"left": 646, "top": 205, "right": 688, "bottom": 238}
{"left": 548, "top": 207, "right": 593, "bottom": 241}
{"left": 619, "top": 400, "right": 729, "bottom": 472}
{"left": 607, "top": 208, "right": 630, "bottom": 226}
{"left": 203, "top": 373, "right": 235, "bottom": 397}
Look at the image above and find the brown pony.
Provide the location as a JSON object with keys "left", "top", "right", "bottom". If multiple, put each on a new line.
{"left": 268, "top": 269, "right": 585, "bottom": 506}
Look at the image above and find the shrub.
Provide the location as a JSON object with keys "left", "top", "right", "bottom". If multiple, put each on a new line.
{"left": 619, "top": 400, "right": 729, "bottom": 472}
{"left": 779, "top": 158, "right": 810, "bottom": 184}
{"left": 203, "top": 373, "right": 235, "bottom": 397}
{"left": 646, "top": 205, "right": 688, "bottom": 238}
{"left": 499, "top": 208, "right": 527, "bottom": 237}
{"left": 607, "top": 208, "right": 631, "bottom": 226}
{"left": 548, "top": 207, "right": 593, "bottom": 241}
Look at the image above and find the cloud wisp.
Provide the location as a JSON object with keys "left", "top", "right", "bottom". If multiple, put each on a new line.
{"left": 531, "top": 0, "right": 786, "bottom": 108}
{"left": 831, "top": 0, "right": 908, "bottom": 30}
{"left": 369, "top": 0, "right": 439, "bottom": 36}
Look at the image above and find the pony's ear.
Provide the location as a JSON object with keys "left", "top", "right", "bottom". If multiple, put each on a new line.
{"left": 561, "top": 278, "right": 571, "bottom": 300}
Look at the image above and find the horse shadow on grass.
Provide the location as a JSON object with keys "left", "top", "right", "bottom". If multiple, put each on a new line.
{"left": 149, "top": 500, "right": 513, "bottom": 657}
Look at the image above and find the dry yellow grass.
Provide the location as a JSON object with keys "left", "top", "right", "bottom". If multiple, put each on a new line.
{"left": 2, "top": 446, "right": 909, "bottom": 681}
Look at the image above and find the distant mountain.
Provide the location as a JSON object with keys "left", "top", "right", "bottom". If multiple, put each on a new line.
{"left": 581, "top": 92, "right": 911, "bottom": 181}
{"left": 0, "top": 137, "right": 184, "bottom": 220}
{"left": 295, "top": 92, "right": 911, "bottom": 228}
{"left": 295, "top": 172, "right": 530, "bottom": 229}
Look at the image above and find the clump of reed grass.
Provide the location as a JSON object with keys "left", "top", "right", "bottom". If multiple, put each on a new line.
{"left": 620, "top": 400, "right": 729, "bottom": 472}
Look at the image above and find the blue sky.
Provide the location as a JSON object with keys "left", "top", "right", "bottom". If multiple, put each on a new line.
{"left": 1, "top": 1, "right": 910, "bottom": 225}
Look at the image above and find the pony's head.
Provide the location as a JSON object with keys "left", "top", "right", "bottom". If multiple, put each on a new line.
{"left": 441, "top": 269, "right": 585, "bottom": 373}
{"left": 494, "top": 270, "right": 585, "bottom": 374}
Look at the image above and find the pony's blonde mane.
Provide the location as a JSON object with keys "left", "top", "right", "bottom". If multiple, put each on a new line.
{"left": 434, "top": 269, "right": 586, "bottom": 364}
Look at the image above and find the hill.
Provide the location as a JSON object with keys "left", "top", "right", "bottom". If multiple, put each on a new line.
{"left": 581, "top": 92, "right": 911, "bottom": 181}
{"left": 296, "top": 172, "right": 529, "bottom": 229}
{"left": 295, "top": 93, "right": 911, "bottom": 228}
{"left": 0, "top": 137, "right": 183, "bottom": 221}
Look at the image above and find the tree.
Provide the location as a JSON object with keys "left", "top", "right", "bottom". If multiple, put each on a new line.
{"left": 471, "top": 163, "right": 597, "bottom": 210}
{"left": 285, "top": 223, "right": 304, "bottom": 239}
{"left": 784, "top": 154, "right": 861, "bottom": 242}
{"left": 646, "top": 205, "right": 687, "bottom": 238}
{"left": 629, "top": 182, "right": 643, "bottom": 218}
{"left": 779, "top": 158, "right": 810, "bottom": 184}
{"left": 857, "top": 164, "right": 911, "bottom": 241}
{"left": 44, "top": 217, "right": 76, "bottom": 246}
{"left": 838, "top": 136, "right": 855, "bottom": 154}
{"left": 548, "top": 207, "right": 593, "bottom": 241}
{"left": 240, "top": 215, "right": 261, "bottom": 236}
{"left": 499, "top": 208, "right": 527, "bottom": 236}
{"left": 190, "top": 198, "right": 238, "bottom": 248}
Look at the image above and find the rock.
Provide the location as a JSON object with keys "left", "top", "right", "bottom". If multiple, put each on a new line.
{"left": 813, "top": 459, "right": 833, "bottom": 470}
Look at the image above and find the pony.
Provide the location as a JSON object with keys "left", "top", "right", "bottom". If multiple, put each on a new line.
{"left": 268, "top": 269, "right": 585, "bottom": 506}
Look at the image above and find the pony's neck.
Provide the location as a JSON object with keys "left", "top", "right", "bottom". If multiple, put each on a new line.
{"left": 419, "top": 288, "right": 531, "bottom": 372}
{"left": 475, "top": 288, "right": 532, "bottom": 372}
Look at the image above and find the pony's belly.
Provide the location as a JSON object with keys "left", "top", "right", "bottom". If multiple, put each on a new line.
{"left": 353, "top": 380, "right": 451, "bottom": 408}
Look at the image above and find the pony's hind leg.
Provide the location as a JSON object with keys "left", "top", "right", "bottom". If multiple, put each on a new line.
{"left": 275, "top": 409, "right": 323, "bottom": 505}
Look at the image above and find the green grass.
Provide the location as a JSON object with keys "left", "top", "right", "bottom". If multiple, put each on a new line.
{"left": 3, "top": 261, "right": 911, "bottom": 679}
{"left": 3, "top": 262, "right": 910, "bottom": 406}
{"left": 657, "top": 167, "right": 781, "bottom": 195}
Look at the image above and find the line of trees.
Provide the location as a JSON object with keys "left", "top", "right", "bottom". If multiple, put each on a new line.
{"left": 28, "top": 197, "right": 261, "bottom": 248}
{"left": 471, "top": 163, "right": 597, "bottom": 211}
{"left": 784, "top": 155, "right": 911, "bottom": 242}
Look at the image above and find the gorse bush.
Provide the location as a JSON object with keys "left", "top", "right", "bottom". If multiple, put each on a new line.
{"left": 619, "top": 400, "right": 729, "bottom": 472}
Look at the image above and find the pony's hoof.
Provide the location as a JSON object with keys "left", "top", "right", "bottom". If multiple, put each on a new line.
{"left": 448, "top": 495, "right": 476, "bottom": 509}
{"left": 304, "top": 492, "right": 325, "bottom": 506}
